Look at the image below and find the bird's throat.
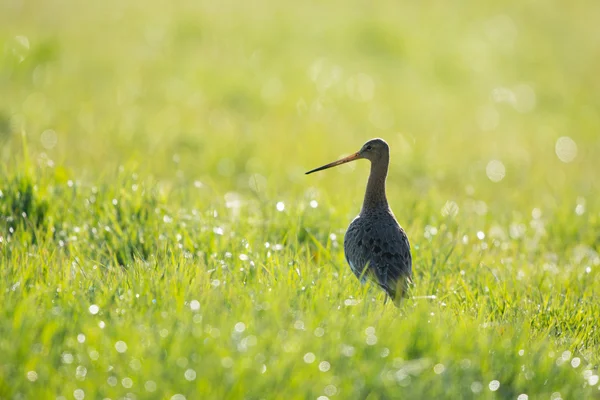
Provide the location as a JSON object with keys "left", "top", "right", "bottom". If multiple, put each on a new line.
{"left": 361, "top": 161, "right": 389, "bottom": 213}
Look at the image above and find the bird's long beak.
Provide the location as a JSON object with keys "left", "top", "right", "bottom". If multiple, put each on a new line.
{"left": 305, "top": 152, "right": 361, "bottom": 175}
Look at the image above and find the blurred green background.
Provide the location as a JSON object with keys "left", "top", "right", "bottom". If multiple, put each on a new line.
{"left": 1, "top": 0, "right": 600, "bottom": 398}
{"left": 2, "top": 0, "right": 599, "bottom": 200}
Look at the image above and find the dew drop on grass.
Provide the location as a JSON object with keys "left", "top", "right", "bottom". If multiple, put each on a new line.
{"left": 486, "top": 160, "right": 505, "bottom": 182}
{"left": 555, "top": 136, "right": 577, "bottom": 163}
{"left": 73, "top": 389, "right": 85, "bottom": 400}
{"left": 115, "top": 341, "right": 127, "bottom": 353}
{"left": 184, "top": 369, "right": 197, "bottom": 381}
{"left": 276, "top": 201, "right": 285, "bottom": 211}
{"left": 488, "top": 380, "right": 500, "bottom": 391}
{"left": 303, "top": 353, "right": 316, "bottom": 363}
{"left": 550, "top": 392, "right": 563, "bottom": 400}
{"left": 366, "top": 335, "right": 377, "bottom": 345}
{"left": 61, "top": 353, "right": 74, "bottom": 364}
{"left": 145, "top": 381, "right": 157, "bottom": 392}
{"left": 517, "top": 395, "right": 528, "bottom": 400}
{"left": 319, "top": 361, "right": 331, "bottom": 372}
{"left": 433, "top": 364, "right": 445, "bottom": 374}
{"left": 310, "top": 200, "right": 318, "bottom": 208}
{"left": 129, "top": 358, "right": 141, "bottom": 370}
{"left": 190, "top": 300, "right": 200, "bottom": 311}
{"left": 234, "top": 322, "right": 246, "bottom": 333}
{"left": 171, "top": 395, "right": 186, "bottom": 400}
{"left": 471, "top": 382, "right": 483, "bottom": 393}
{"left": 77, "top": 334, "right": 85, "bottom": 343}
{"left": 76, "top": 366, "right": 87, "bottom": 380}
{"left": 341, "top": 345, "right": 355, "bottom": 357}
{"left": 26, "top": 371, "right": 38, "bottom": 382}
{"left": 122, "top": 377, "right": 133, "bottom": 388}
{"left": 107, "top": 377, "right": 117, "bottom": 386}
{"left": 324, "top": 385, "right": 337, "bottom": 396}
{"left": 571, "top": 357, "right": 581, "bottom": 368}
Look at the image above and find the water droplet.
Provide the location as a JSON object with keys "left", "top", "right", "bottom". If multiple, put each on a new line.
{"left": 190, "top": 300, "right": 200, "bottom": 311}
{"left": 471, "top": 382, "right": 483, "bottom": 393}
{"left": 555, "top": 136, "right": 577, "bottom": 163}
{"left": 324, "top": 385, "right": 337, "bottom": 396}
{"left": 433, "top": 364, "right": 445, "bottom": 374}
{"left": 310, "top": 200, "right": 318, "bottom": 208}
{"left": 26, "top": 371, "right": 38, "bottom": 382}
{"left": 121, "top": 377, "right": 133, "bottom": 388}
{"left": 488, "top": 380, "right": 500, "bottom": 391}
{"left": 276, "top": 201, "right": 285, "bottom": 212}
{"left": 184, "top": 369, "right": 197, "bottom": 381}
{"left": 89, "top": 305, "right": 99, "bottom": 315}
{"left": 234, "top": 322, "right": 246, "bottom": 333}
{"left": 441, "top": 201, "right": 459, "bottom": 217}
{"left": 486, "top": 159, "right": 506, "bottom": 182}
{"left": 304, "top": 353, "right": 316, "bottom": 363}
{"left": 61, "top": 353, "right": 74, "bottom": 364}
{"left": 319, "top": 361, "right": 331, "bottom": 372}
{"left": 115, "top": 341, "right": 127, "bottom": 353}
{"left": 73, "top": 389, "right": 85, "bottom": 400}
{"left": 145, "top": 380, "right": 157, "bottom": 392}
{"left": 571, "top": 357, "right": 581, "bottom": 368}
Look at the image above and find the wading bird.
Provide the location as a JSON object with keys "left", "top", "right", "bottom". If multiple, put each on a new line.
{"left": 306, "top": 138, "right": 412, "bottom": 305}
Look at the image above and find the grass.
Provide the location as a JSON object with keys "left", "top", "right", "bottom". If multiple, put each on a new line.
{"left": 1, "top": 0, "right": 600, "bottom": 398}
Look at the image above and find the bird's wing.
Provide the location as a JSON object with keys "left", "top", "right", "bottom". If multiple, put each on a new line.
{"left": 344, "top": 214, "right": 412, "bottom": 298}
{"left": 369, "top": 224, "right": 412, "bottom": 299}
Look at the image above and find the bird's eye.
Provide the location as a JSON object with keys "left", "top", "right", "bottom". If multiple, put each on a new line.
{"left": 366, "top": 145, "right": 372, "bottom": 150}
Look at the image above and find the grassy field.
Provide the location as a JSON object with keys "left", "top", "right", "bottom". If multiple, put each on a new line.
{"left": 1, "top": 0, "right": 600, "bottom": 398}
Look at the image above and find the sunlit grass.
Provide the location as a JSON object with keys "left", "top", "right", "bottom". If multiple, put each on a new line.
{"left": 1, "top": 0, "right": 599, "bottom": 398}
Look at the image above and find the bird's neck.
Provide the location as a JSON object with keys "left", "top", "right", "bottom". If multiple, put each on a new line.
{"left": 361, "top": 157, "right": 389, "bottom": 213}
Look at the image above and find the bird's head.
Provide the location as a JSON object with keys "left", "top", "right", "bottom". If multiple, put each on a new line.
{"left": 305, "top": 138, "right": 389, "bottom": 175}
{"left": 357, "top": 138, "right": 389, "bottom": 162}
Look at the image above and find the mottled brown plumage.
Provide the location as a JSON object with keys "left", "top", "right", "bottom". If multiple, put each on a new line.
{"left": 306, "top": 138, "right": 412, "bottom": 305}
